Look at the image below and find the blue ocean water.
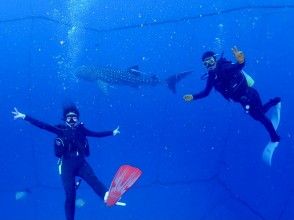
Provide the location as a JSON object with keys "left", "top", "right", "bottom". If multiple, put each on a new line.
{"left": 1, "top": 1, "right": 294, "bottom": 219}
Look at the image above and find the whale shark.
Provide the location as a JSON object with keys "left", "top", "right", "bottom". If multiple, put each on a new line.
{"left": 75, "top": 65, "right": 192, "bottom": 93}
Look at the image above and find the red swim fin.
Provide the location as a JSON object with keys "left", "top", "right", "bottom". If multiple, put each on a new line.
{"left": 106, "top": 165, "right": 142, "bottom": 207}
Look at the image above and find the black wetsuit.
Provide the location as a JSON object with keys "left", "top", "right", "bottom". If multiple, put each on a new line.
{"left": 24, "top": 115, "right": 113, "bottom": 220}
{"left": 193, "top": 58, "right": 280, "bottom": 142}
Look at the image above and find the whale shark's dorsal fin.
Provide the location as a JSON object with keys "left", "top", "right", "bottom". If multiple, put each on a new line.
{"left": 128, "top": 65, "right": 143, "bottom": 76}
{"left": 128, "top": 65, "right": 139, "bottom": 71}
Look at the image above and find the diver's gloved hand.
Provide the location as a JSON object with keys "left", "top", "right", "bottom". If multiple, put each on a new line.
{"left": 113, "top": 126, "right": 120, "bottom": 136}
{"left": 232, "top": 46, "right": 245, "bottom": 64}
{"left": 12, "top": 107, "right": 26, "bottom": 120}
{"left": 183, "top": 94, "right": 194, "bottom": 102}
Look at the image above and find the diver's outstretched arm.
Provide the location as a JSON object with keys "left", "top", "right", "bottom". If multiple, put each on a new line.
{"left": 83, "top": 125, "right": 120, "bottom": 137}
{"left": 12, "top": 107, "right": 26, "bottom": 120}
{"left": 12, "top": 107, "right": 60, "bottom": 134}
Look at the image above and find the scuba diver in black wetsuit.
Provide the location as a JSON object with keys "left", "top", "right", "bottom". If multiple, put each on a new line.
{"left": 12, "top": 104, "right": 120, "bottom": 220}
{"left": 183, "top": 46, "right": 281, "bottom": 143}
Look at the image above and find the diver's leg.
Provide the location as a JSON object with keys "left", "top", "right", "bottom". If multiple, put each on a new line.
{"left": 245, "top": 88, "right": 280, "bottom": 142}
{"left": 252, "top": 112, "right": 280, "bottom": 142}
{"left": 78, "top": 160, "right": 107, "bottom": 200}
{"left": 262, "top": 97, "right": 281, "bottom": 113}
{"left": 61, "top": 160, "right": 76, "bottom": 220}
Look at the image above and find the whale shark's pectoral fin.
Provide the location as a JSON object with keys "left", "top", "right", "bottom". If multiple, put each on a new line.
{"left": 96, "top": 80, "right": 112, "bottom": 95}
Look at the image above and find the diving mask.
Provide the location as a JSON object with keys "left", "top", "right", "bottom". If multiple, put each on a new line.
{"left": 203, "top": 57, "right": 216, "bottom": 69}
{"left": 66, "top": 112, "right": 78, "bottom": 125}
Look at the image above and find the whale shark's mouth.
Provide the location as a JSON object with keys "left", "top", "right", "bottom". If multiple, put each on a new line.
{"left": 75, "top": 66, "right": 98, "bottom": 81}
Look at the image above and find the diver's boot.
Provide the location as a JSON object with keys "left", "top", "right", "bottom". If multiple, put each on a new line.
{"left": 263, "top": 97, "right": 281, "bottom": 113}
{"left": 104, "top": 191, "right": 126, "bottom": 206}
{"left": 104, "top": 191, "right": 109, "bottom": 203}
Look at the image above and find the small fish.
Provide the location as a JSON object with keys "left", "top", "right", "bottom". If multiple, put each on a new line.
{"left": 15, "top": 189, "right": 31, "bottom": 201}
{"left": 75, "top": 198, "right": 86, "bottom": 208}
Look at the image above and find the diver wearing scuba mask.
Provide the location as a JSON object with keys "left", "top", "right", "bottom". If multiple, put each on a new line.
{"left": 202, "top": 55, "right": 217, "bottom": 71}
{"left": 12, "top": 103, "right": 120, "bottom": 220}
{"left": 183, "top": 46, "right": 281, "bottom": 143}
{"left": 65, "top": 112, "right": 79, "bottom": 127}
